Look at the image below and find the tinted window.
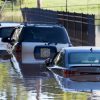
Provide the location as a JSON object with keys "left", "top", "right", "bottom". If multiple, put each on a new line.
{"left": 69, "top": 52, "right": 100, "bottom": 64}
{"left": 0, "top": 27, "right": 15, "bottom": 38}
{"left": 18, "top": 26, "right": 69, "bottom": 43}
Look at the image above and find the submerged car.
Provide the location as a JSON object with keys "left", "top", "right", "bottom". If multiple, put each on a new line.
{"left": 0, "top": 42, "right": 12, "bottom": 60}
{"left": 54, "top": 72, "right": 100, "bottom": 92}
{"left": 45, "top": 46, "right": 100, "bottom": 78}
{"left": 13, "top": 23, "right": 72, "bottom": 65}
{"left": 0, "top": 22, "right": 21, "bottom": 60}
{"left": 0, "top": 22, "right": 21, "bottom": 46}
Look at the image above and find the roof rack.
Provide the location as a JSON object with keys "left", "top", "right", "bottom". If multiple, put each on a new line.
{"left": 23, "top": 21, "right": 57, "bottom": 24}
{"left": 21, "top": 21, "right": 63, "bottom": 27}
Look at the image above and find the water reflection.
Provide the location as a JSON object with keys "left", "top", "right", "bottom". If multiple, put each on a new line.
{"left": 10, "top": 55, "right": 65, "bottom": 100}
{"left": 0, "top": 55, "right": 97, "bottom": 100}
{"left": 15, "top": 57, "right": 91, "bottom": 100}
{"left": 53, "top": 73, "right": 100, "bottom": 92}
{"left": 96, "top": 25, "right": 100, "bottom": 46}
{"left": 0, "top": 60, "right": 27, "bottom": 100}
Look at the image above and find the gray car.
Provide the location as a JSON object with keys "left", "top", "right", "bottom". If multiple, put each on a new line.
{"left": 0, "top": 22, "right": 21, "bottom": 60}
{"left": 45, "top": 46, "right": 100, "bottom": 77}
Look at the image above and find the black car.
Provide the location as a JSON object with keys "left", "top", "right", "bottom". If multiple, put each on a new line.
{"left": 13, "top": 23, "right": 72, "bottom": 65}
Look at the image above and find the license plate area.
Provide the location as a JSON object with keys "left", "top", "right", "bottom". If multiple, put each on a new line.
{"left": 34, "top": 46, "right": 57, "bottom": 60}
{"left": 40, "top": 48, "right": 50, "bottom": 58}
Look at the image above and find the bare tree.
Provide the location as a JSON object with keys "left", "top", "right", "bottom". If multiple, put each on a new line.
{"left": 37, "top": 0, "right": 42, "bottom": 8}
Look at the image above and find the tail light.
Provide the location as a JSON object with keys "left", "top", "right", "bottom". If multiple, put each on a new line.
{"left": 63, "top": 70, "right": 78, "bottom": 77}
{"left": 14, "top": 44, "right": 22, "bottom": 61}
{"left": 15, "top": 45, "right": 22, "bottom": 52}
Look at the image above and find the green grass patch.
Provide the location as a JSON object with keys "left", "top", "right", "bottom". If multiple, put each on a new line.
{"left": 63, "top": 92, "right": 90, "bottom": 100}
{"left": 0, "top": 0, "right": 100, "bottom": 23}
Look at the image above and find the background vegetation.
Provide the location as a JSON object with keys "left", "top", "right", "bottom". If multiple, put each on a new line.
{"left": 0, "top": 0, "right": 100, "bottom": 13}
{"left": 0, "top": 0, "right": 100, "bottom": 23}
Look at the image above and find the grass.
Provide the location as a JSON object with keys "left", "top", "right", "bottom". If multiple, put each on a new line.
{"left": 0, "top": 0, "right": 100, "bottom": 23}
{"left": 18, "top": 0, "right": 100, "bottom": 15}
{"left": 63, "top": 92, "right": 90, "bottom": 100}
{"left": 0, "top": 0, "right": 100, "bottom": 14}
{"left": 21, "top": 0, "right": 100, "bottom": 7}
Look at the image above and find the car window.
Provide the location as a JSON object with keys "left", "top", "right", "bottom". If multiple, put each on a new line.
{"left": 69, "top": 52, "right": 100, "bottom": 64}
{"left": 55, "top": 52, "right": 65, "bottom": 67}
{"left": 0, "top": 27, "right": 15, "bottom": 38}
{"left": 18, "top": 26, "right": 69, "bottom": 43}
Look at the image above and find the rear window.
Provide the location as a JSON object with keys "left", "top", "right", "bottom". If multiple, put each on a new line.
{"left": 69, "top": 52, "right": 100, "bottom": 64}
{"left": 0, "top": 27, "right": 15, "bottom": 38}
{"left": 18, "top": 26, "right": 69, "bottom": 43}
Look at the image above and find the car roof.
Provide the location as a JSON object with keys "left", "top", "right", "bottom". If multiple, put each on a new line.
{"left": 63, "top": 46, "right": 100, "bottom": 53}
{"left": 20, "top": 23, "right": 64, "bottom": 28}
{"left": 0, "top": 22, "right": 64, "bottom": 28}
{"left": 0, "top": 22, "right": 21, "bottom": 27}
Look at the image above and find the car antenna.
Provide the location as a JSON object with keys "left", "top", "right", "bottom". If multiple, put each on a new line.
{"left": 90, "top": 48, "right": 93, "bottom": 52}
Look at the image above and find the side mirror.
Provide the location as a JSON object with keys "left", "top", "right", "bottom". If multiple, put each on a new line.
{"left": 2, "top": 37, "right": 11, "bottom": 42}
{"left": 2, "top": 37, "right": 15, "bottom": 45}
{"left": 45, "top": 58, "right": 52, "bottom": 67}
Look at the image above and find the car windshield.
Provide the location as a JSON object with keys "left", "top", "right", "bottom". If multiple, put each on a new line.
{"left": 69, "top": 52, "right": 100, "bottom": 64}
{"left": 0, "top": 27, "right": 15, "bottom": 38}
{"left": 18, "top": 26, "right": 69, "bottom": 43}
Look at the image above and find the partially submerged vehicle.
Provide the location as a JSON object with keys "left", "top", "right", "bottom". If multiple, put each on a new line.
{"left": 45, "top": 46, "right": 100, "bottom": 77}
{"left": 45, "top": 46, "right": 100, "bottom": 91}
{"left": 0, "top": 22, "right": 21, "bottom": 60}
{"left": 54, "top": 72, "right": 100, "bottom": 92}
{"left": 0, "top": 39, "right": 12, "bottom": 60}
{"left": 13, "top": 23, "right": 72, "bottom": 65}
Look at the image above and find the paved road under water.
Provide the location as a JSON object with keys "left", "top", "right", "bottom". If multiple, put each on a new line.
{"left": 0, "top": 55, "right": 100, "bottom": 100}
{"left": 0, "top": 26, "right": 99, "bottom": 100}
{"left": 0, "top": 15, "right": 97, "bottom": 99}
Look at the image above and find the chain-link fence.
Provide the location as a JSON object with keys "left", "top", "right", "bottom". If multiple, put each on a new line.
{"left": 0, "top": 0, "right": 99, "bottom": 46}
{"left": 21, "top": 8, "right": 95, "bottom": 46}
{"left": 0, "top": 0, "right": 100, "bottom": 23}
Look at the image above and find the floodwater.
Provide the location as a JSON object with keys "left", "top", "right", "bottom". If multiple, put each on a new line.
{"left": 0, "top": 26, "right": 100, "bottom": 100}
{"left": 0, "top": 54, "right": 100, "bottom": 100}
{"left": 96, "top": 25, "right": 100, "bottom": 46}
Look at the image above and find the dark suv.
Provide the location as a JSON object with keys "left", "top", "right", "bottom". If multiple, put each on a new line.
{"left": 13, "top": 24, "right": 72, "bottom": 65}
